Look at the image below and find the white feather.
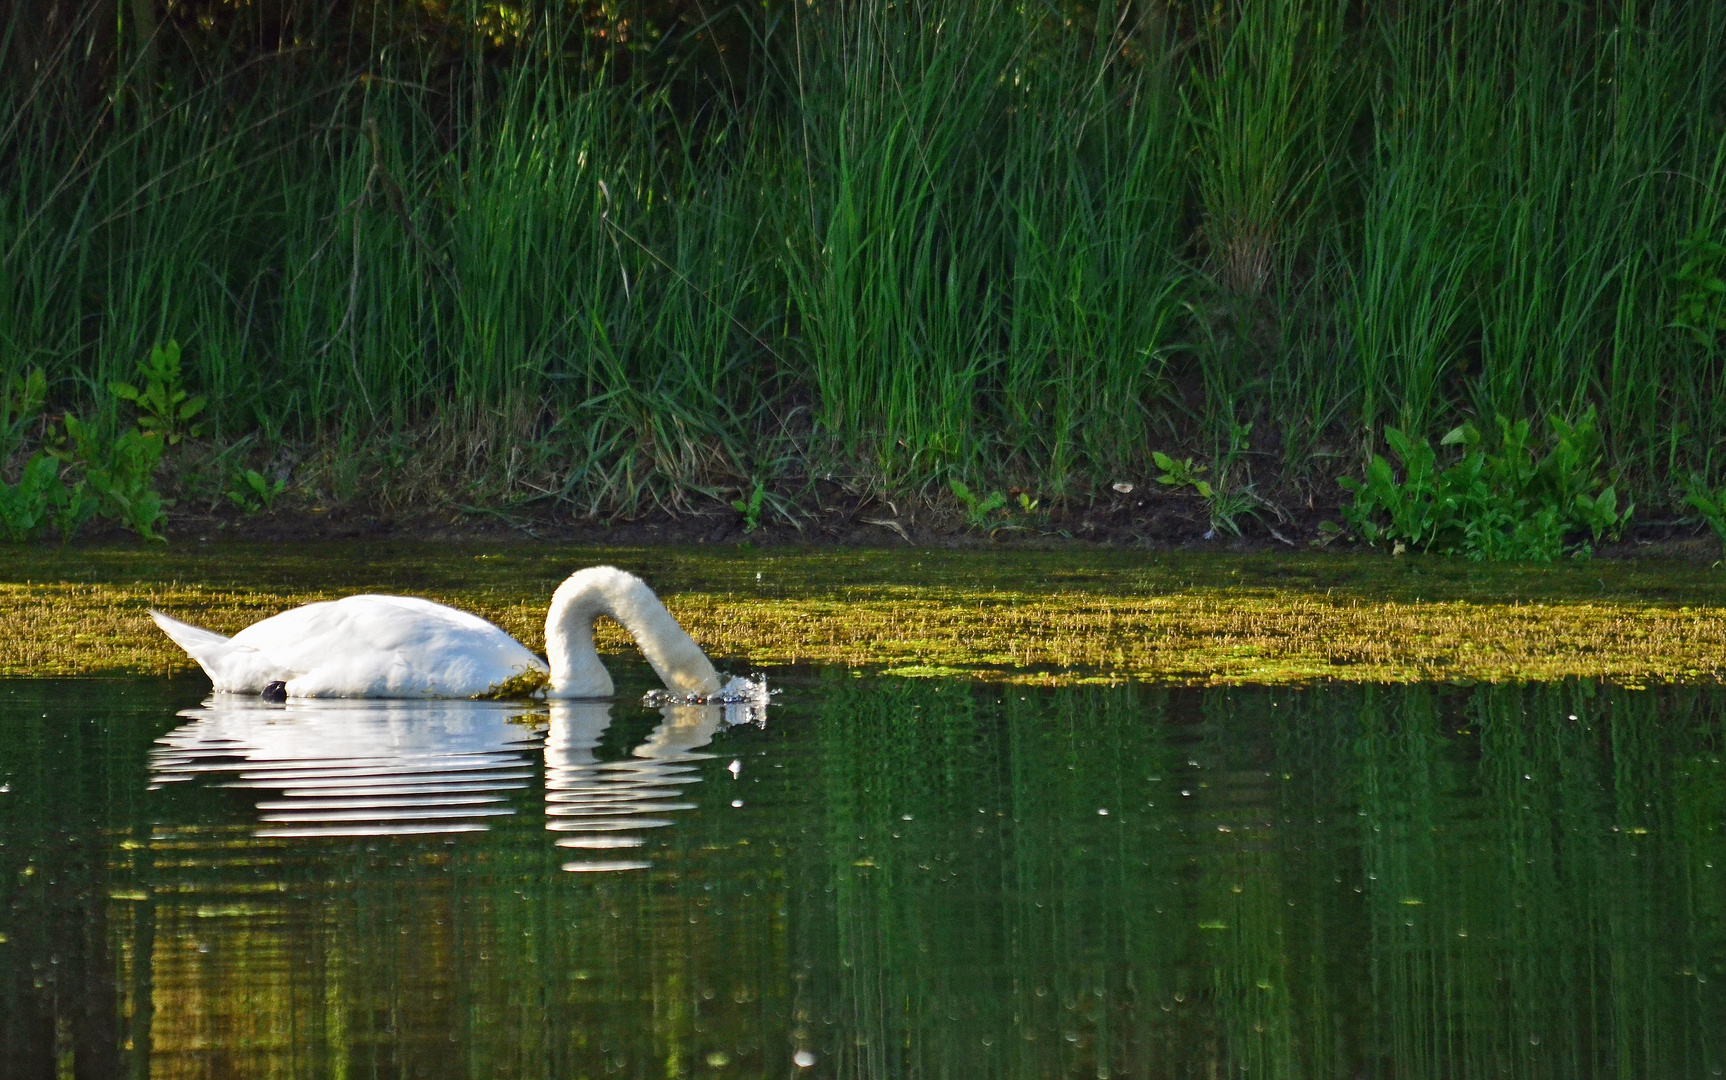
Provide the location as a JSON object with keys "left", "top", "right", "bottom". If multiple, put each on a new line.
{"left": 150, "top": 566, "right": 722, "bottom": 701}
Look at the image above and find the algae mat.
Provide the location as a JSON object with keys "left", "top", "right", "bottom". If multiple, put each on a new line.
{"left": 4, "top": 543, "right": 1726, "bottom": 685}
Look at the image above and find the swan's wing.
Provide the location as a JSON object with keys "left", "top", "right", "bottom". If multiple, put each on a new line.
{"left": 150, "top": 610, "right": 296, "bottom": 692}
{"left": 231, "top": 596, "right": 547, "bottom": 698}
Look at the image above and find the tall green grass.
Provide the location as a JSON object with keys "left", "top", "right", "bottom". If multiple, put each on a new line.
{"left": 3, "top": 0, "right": 1725, "bottom": 518}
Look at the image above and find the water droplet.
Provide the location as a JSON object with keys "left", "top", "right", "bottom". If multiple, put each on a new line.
{"left": 706, "top": 1051, "right": 731, "bottom": 1067}
{"left": 794, "top": 1050, "right": 816, "bottom": 1068}
{"left": 1098, "top": 808, "right": 1108, "bottom": 816}
{"left": 728, "top": 759, "right": 741, "bottom": 778}
{"left": 731, "top": 799, "right": 743, "bottom": 808}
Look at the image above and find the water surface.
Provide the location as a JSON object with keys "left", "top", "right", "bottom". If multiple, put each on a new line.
{"left": 2, "top": 672, "right": 1721, "bottom": 1077}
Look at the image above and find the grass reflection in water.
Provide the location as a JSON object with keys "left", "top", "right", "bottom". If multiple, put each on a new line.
{"left": 0, "top": 673, "right": 1721, "bottom": 1077}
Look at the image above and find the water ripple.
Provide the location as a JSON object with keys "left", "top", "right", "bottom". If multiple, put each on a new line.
{"left": 544, "top": 700, "right": 758, "bottom": 872}
{"left": 150, "top": 697, "right": 542, "bottom": 837}
{"left": 147, "top": 693, "right": 768, "bottom": 862}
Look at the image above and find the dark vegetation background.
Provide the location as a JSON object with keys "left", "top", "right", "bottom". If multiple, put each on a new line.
{"left": 3, "top": 0, "right": 1725, "bottom": 540}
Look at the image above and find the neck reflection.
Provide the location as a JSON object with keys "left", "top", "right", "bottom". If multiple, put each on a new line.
{"left": 545, "top": 700, "right": 729, "bottom": 872}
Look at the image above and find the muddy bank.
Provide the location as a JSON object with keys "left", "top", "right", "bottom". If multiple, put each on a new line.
{"left": 38, "top": 485, "right": 1725, "bottom": 564}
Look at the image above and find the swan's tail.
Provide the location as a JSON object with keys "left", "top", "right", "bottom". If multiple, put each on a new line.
{"left": 149, "top": 610, "right": 293, "bottom": 693}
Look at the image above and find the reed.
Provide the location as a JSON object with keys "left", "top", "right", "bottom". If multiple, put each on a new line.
{"left": 4, "top": 0, "right": 1726, "bottom": 520}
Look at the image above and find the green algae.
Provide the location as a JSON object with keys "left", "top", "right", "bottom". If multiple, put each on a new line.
{"left": 4, "top": 543, "right": 1726, "bottom": 685}
{"left": 473, "top": 667, "right": 552, "bottom": 700}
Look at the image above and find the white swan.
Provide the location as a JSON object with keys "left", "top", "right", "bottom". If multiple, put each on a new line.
{"left": 149, "top": 565, "right": 722, "bottom": 701}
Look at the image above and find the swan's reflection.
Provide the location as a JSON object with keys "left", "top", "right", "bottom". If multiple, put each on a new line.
{"left": 149, "top": 693, "right": 768, "bottom": 858}
{"left": 546, "top": 697, "right": 765, "bottom": 872}
{"left": 150, "top": 697, "right": 541, "bottom": 837}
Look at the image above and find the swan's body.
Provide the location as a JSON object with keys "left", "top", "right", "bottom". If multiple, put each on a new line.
{"left": 151, "top": 566, "right": 722, "bottom": 701}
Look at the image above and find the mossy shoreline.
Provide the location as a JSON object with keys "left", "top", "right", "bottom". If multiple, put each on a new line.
{"left": 5, "top": 543, "right": 1725, "bottom": 687}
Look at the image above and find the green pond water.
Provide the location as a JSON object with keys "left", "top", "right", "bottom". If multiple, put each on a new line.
{"left": 2, "top": 671, "right": 1722, "bottom": 1079}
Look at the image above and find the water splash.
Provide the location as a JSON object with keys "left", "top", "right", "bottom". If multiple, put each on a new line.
{"left": 642, "top": 672, "right": 772, "bottom": 724}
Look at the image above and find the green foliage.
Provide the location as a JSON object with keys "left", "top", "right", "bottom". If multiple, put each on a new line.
{"left": 1154, "top": 424, "right": 1264, "bottom": 538}
{"left": 3, "top": 367, "right": 48, "bottom": 454}
{"left": 1339, "top": 412, "right": 1632, "bottom": 561}
{"left": 227, "top": 468, "right": 287, "bottom": 514}
{"left": 5, "top": 367, "right": 47, "bottom": 416}
{"left": 949, "top": 480, "right": 1009, "bottom": 529}
{"left": 1205, "top": 490, "right": 1261, "bottom": 540}
{"left": 4, "top": 0, "right": 1725, "bottom": 515}
{"left": 3, "top": 407, "right": 169, "bottom": 541}
{"left": 1, "top": 346, "right": 184, "bottom": 542}
{"left": 54, "top": 417, "right": 167, "bottom": 541}
{"left": 730, "top": 481, "right": 766, "bottom": 533}
{"left": 1683, "top": 477, "right": 1726, "bottom": 552}
{"left": 108, "top": 341, "right": 207, "bottom": 446}
{"left": 0, "top": 454, "right": 56, "bottom": 541}
{"left": 1672, "top": 231, "right": 1726, "bottom": 346}
{"left": 0, "top": 453, "right": 95, "bottom": 542}
{"left": 1152, "top": 452, "right": 1213, "bottom": 499}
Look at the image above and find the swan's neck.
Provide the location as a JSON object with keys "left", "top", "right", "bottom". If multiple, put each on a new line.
{"left": 544, "top": 567, "right": 722, "bottom": 699}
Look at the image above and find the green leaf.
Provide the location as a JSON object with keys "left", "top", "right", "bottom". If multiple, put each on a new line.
{"left": 1439, "top": 422, "right": 1478, "bottom": 447}
{"left": 1594, "top": 486, "right": 1617, "bottom": 519}
{"left": 1685, "top": 491, "right": 1722, "bottom": 518}
{"left": 1384, "top": 427, "right": 1411, "bottom": 460}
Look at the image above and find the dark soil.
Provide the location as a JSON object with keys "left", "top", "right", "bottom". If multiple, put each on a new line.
{"left": 51, "top": 485, "right": 1725, "bottom": 564}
